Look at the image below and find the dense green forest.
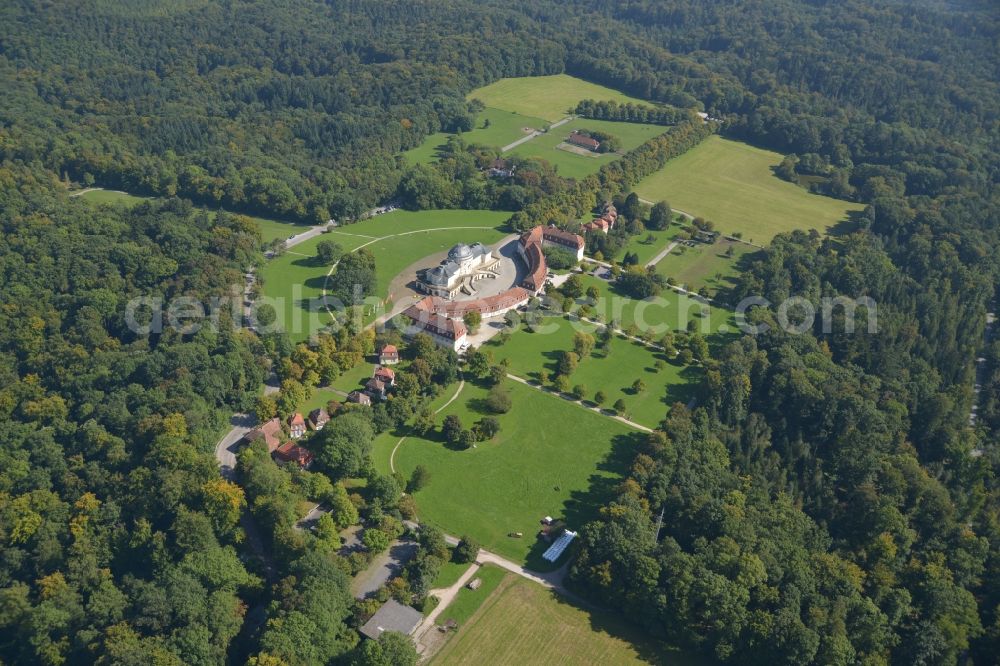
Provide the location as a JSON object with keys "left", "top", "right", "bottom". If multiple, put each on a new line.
{"left": 0, "top": 0, "right": 997, "bottom": 664}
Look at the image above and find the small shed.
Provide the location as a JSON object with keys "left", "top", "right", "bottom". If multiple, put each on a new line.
{"left": 359, "top": 599, "right": 423, "bottom": 641}
{"left": 542, "top": 529, "right": 578, "bottom": 563}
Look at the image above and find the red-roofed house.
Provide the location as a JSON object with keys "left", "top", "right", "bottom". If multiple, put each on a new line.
{"left": 379, "top": 344, "right": 400, "bottom": 365}
{"left": 245, "top": 417, "right": 283, "bottom": 452}
{"left": 288, "top": 413, "right": 306, "bottom": 439}
{"left": 274, "top": 442, "right": 314, "bottom": 468}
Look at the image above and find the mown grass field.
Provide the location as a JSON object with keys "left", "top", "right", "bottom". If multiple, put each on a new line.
{"left": 468, "top": 74, "right": 651, "bottom": 122}
{"left": 371, "top": 383, "right": 462, "bottom": 476}
{"left": 431, "top": 556, "right": 472, "bottom": 590}
{"left": 258, "top": 209, "right": 509, "bottom": 341}
{"left": 654, "top": 239, "right": 760, "bottom": 296}
{"left": 486, "top": 316, "right": 698, "bottom": 428}
{"left": 432, "top": 575, "right": 703, "bottom": 666}
{"left": 76, "top": 189, "right": 152, "bottom": 206}
{"left": 573, "top": 274, "right": 735, "bottom": 338}
{"left": 435, "top": 565, "right": 509, "bottom": 627}
{"left": 404, "top": 107, "right": 547, "bottom": 164}
{"left": 634, "top": 135, "right": 865, "bottom": 244}
{"left": 258, "top": 233, "right": 371, "bottom": 342}
{"left": 508, "top": 117, "right": 665, "bottom": 179}
{"left": 395, "top": 379, "right": 641, "bottom": 566}
{"left": 615, "top": 222, "right": 686, "bottom": 265}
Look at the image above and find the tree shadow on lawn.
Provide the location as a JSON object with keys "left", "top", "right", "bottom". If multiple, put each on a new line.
{"left": 542, "top": 590, "right": 705, "bottom": 666}
{"left": 713, "top": 248, "right": 764, "bottom": 306}
{"left": 524, "top": 431, "right": 645, "bottom": 572}
{"left": 828, "top": 209, "right": 869, "bottom": 237}
{"left": 290, "top": 254, "right": 327, "bottom": 269}
{"left": 304, "top": 273, "right": 333, "bottom": 290}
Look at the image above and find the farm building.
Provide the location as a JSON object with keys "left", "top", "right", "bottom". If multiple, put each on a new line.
{"left": 566, "top": 131, "right": 600, "bottom": 151}
{"left": 359, "top": 599, "right": 423, "bottom": 641}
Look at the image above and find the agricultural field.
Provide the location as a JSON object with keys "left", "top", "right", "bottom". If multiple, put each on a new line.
{"left": 258, "top": 209, "right": 509, "bottom": 341}
{"left": 404, "top": 107, "right": 547, "bottom": 165}
{"left": 394, "top": 379, "right": 642, "bottom": 566}
{"left": 432, "top": 575, "right": 702, "bottom": 666}
{"left": 507, "top": 117, "right": 665, "bottom": 179}
{"left": 468, "top": 74, "right": 651, "bottom": 122}
{"left": 634, "top": 135, "right": 865, "bottom": 244}
{"left": 654, "top": 238, "right": 761, "bottom": 296}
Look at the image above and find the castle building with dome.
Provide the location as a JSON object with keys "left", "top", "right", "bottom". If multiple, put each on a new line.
{"left": 416, "top": 242, "right": 502, "bottom": 299}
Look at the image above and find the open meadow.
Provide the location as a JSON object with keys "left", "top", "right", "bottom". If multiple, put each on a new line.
{"left": 431, "top": 575, "right": 704, "bottom": 666}
{"left": 633, "top": 135, "right": 865, "bottom": 243}
{"left": 394, "top": 378, "right": 642, "bottom": 566}
{"left": 404, "top": 107, "right": 548, "bottom": 164}
{"left": 616, "top": 222, "right": 686, "bottom": 265}
{"left": 467, "top": 74, "right": 651, "bottom": 122}
{"left": 486, "top": 316, "right": 698, "bottom": 429}
{"left": 653, "top": 238, "right": 760, "bottom": 297}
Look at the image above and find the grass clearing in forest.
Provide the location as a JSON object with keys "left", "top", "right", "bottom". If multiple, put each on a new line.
{"left": 404, "top": 107, "right": 548, "bottom": 164}
{"left": 76, "top": 188, "right": 311, "bottom": 244}
{"left": 633, "top": 135, "right": 865, "bottom": 244}
{"left": 468, "top": 74, "right": 651, "bottom": 122}
{"left": 508, "top": 117, "right": 665, "bottom": 179}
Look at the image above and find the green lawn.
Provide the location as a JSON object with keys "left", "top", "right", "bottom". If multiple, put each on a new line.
{"left": 252, "top": 215, "right": 314, "bottom": 244}
{"left": 431, "top": 555, "right": 472, "bottom": 590}
{"left": 404, "top": 107, "right": 547, "bottom": 164}
{"left": 436, "top": 565, "right": 510, "bottom": 628}
{"left": 654, "top": 239, "right": 761, "bottom": 297}
{"left": 614, "top": 223, "right": 685, "bottom": 265}
{"left": 395, "top": 379, "right": 642, "bottom": 567}
{"left": 76, "top": 189, "right": 152, "bottom": 206}
{"left": 633, "top": 135, "right": 865, "bottom": 244}
{"left": 258, "top": 209, "right": 510, "bottom": 341}
{"left": 486, "top": 317, "right": 698, "bottom": 429}
{"left": 432, "top": 575, "right": 705, "bottom": 666}
{"left": 573, "top": 274, "right": 735, "bottom": 339}
{"left": 508, "top": 117, "right": 666, "bottom": 180}
{"left": 468, "top": 75, "right": 652, "bottom": 122}
{"left": 258, "top": 233, "right": 372, "bottom": 341}
{"left": 372, "top": 381, "right": 464, "bottom": 476}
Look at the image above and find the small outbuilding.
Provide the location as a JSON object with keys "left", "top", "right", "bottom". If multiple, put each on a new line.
{"left": 359, "top": 599, "right": 423, "bottom": 641}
